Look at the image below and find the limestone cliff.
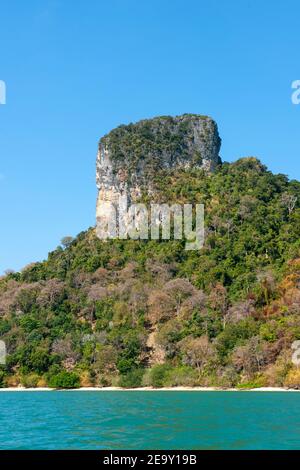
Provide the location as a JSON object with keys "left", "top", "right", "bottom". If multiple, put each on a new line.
{"left": 96, "top": 114, "right": 221, "bottom": 232}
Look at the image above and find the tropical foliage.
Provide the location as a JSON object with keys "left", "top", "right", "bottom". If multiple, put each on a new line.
{"left": 1, "top": 158, "right": 300, "bottom": 388}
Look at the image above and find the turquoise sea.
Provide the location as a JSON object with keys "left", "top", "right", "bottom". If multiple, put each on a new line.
{"left": 0, "top": 391, "right": 299, "bottom": 449}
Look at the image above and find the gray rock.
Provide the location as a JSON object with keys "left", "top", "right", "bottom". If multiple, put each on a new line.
{"left": 96, "top": 114, "right": 221, "bottom": 237}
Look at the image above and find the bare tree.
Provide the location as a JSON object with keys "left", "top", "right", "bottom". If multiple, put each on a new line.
{"left": 37, "top": 279, "right": 65, "bottom": 307}
{"left": 181, "top": 290, "right": 207, "bottom": 317}
{"left": 51, "top": 336, "right": 80, "bottom": 369}
{"left": 281, "top": 193, "right": 297, "bottom": 215}
{"left": 209, "top": 283, "right": 228, "bottom": 327}
{"left": 147, "top": 290, "right": 174, "bottom": 324}
{"left": 225, "top": 299, "right": 255, "bottom": 325}
{"left": 179, "top": 335, "right": 216, "bottom": 378}
{"left": 163, "top": 279, "right": 197, "bottom": 314}
{"left": 87, "top": 285, "right": 107, "bottom": 302}
{"left": 231, "top": 337, "right": 264, "bottom": 377}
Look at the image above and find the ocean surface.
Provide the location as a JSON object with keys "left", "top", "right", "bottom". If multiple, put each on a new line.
{"left": 0, "top": 391, "right": 299, "bottom": 449}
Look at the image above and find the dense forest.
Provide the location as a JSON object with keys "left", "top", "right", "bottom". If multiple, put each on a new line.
{"left": 1, "top": 157, "right": 300, "bottom": 389}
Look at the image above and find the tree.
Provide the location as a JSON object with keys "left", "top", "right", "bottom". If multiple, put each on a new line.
{"left": 281, "top": 193, "right": 297, "bottom": 215}
{"left": 147, "top": 290, "right": 174, "bottom": 324}
{"left": 180, "top": 335, "right": 216, "bottom": 378}
{"left": 256, "top": 271, "right": 276, "bottom": 306}
{"left": 94, "top": 345, "right": 118, "bottom": 374}
{"left": 163, "top": 279, "right": 196, "bottom": 314}
{"left": 231, "top": 337, "right": 264, "bottom": 377}
{"left": 208, "top": 283, "right": 228, "bottom": 325}
{"left": 87, "top": 285, "right": 107, "bottom": 302}
{"left": 51, "top": 336, "right": 79, "bottom": 363}
{"left": 225, "top": 299, "right": 255, "bottom": 325}
{"left": 61, "top": 236, "right": 74, "bottom": 249}
{"left": 181, "top": 290, "right": 207, "bottom": 317}
{"left": 13, "top": 284, "right": 40, "bottom": 314}
{"left": 37, "top": 279, "right": 65, "bottom": 307}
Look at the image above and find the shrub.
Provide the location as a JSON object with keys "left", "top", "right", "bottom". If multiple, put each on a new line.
{"left": 215, "top": 366, "right": 239, "bottom": 388}
{"left": 0, "top": 369, "right": 7, "bottom": 388}
{"left": 236, "top": 375, "right": 267, "bottom": 389}
{"left": 259, "top": 322, "right": 278, "bottom": 342}
{"left": 21, "top": 373, "right": 40, "bottom": 388}
{"left": 79, "top": 370, "right": 94, "bottom": 387}
{"left": 163, "top": 366, "right": 198, "bottom": 387}
{"left": 119, "top": 369, "right": 144, "bottom": 388}
{"left": 48, "top": 371, "right": 80, "bottom": 389}
{"left": 98, "top": 373, "right": 118, "bottom": 387}
{"left": 264, "top": 352, "right": 292, "bottom": 386}
{"left": 284, "top": 368, "right": 300, "bottom": 389}
{"left": 148, "top": 364, "right": 172, "bottom": 388}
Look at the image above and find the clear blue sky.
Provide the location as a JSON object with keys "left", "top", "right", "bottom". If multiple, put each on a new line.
{"left": 0, "top": 0, "right": 299, "bottom": 273}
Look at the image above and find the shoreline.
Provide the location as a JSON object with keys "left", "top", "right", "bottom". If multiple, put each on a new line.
{"left": 0, "top": 386, "right": 299, "bottom": 392}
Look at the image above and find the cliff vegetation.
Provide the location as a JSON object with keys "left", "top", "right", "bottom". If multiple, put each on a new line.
{"left": 1, "top": 158, "right": 300, "bottom": 389}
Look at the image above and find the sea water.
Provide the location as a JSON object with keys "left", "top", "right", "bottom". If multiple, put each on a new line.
{"left": 0, "top": 391, "right": 299, "bottom": 449}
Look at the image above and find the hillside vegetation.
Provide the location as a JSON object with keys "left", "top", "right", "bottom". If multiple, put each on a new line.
{"left": 1, "top": 158, "right": 300, "bottom": 389}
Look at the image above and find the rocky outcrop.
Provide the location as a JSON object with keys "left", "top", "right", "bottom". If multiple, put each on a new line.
{"left": 96, "top": 114, "right": 221, "bottom": 235}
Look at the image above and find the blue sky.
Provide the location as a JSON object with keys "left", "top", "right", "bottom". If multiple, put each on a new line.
{"left": 0, "top": 0, "right": 299, "bottom": 273}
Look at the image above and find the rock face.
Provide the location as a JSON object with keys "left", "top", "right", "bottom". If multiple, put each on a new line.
{"left": 96, "top": 114, "right": 221, "bottom": 235}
